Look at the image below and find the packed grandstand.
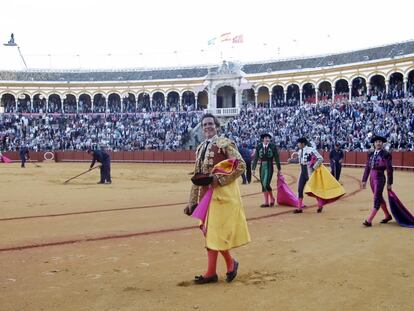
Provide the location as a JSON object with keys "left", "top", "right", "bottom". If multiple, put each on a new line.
{"left": 1, "top": 40, "right": 413, "bottom": 152}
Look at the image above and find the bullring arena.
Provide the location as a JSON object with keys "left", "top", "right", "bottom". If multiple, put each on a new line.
{"left": 1, "top": 22, "right": 414, "bottom": 310}
{"left": 0, "top": 158, "right": 413, "bottom": 311}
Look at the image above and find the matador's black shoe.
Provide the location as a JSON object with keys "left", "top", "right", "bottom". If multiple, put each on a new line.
{"left": 260, "top": 204, "right": 270, "bottom": 208}
{"left": 194, "top": 274, "right": 218, "bottom": 285}
{"left": 293, "top": 209, "right": 303, "bottom": 214}
{"left": 363, "top": 220, "right": 372, "bottom": 227}
{"left": 226, "top": 260, "right": 239, "bottom": 283}
{"left": 380, "top": 216, "right": 392, "bottom": 224}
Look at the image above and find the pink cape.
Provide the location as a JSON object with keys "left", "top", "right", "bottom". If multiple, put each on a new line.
{"left": 191, "top": 187, "right": 214, "bottom": 235}
{"left": 1, "top": 155, "right": 12, "bottom": 163}
{"left": 388, "top": 190, "right": 414, "bottom": 228}
{"left": 276, "top": 173, "right": 299, "bottom": 207}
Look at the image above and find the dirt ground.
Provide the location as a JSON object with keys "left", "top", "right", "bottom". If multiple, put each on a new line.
{"left": 0, "top": 162, "right": 413, "bottom": 311}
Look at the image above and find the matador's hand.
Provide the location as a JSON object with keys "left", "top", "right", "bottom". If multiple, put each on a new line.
{"left": 211, "top": 175, "right": 220, "bottom": 187}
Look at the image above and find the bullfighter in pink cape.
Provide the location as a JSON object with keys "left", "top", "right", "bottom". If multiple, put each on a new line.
{"left": 252, "top": 133, "right": 281, "bottom": 208}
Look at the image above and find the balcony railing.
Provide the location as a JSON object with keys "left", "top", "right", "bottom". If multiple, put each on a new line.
{"left": 204, "top": 107, "right": 240, "bottom": 116}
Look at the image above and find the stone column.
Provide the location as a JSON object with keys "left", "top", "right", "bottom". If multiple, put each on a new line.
{"left": 404, "top": 78, "right": 408, "bottom": 96}
{"left": 268, "top": 91, "right": 272, "bottom": 107}
{"left": 235, "top": 90, "right": 240, "bottom": 109}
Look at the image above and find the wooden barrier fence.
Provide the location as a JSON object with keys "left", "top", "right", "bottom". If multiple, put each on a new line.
{"left": 2, "top": 150, "right": 414, "bottom": 170}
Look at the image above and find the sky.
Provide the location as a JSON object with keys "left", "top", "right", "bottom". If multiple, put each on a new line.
{"left": 0, "top": 0, "right": 413, "bottom": 70}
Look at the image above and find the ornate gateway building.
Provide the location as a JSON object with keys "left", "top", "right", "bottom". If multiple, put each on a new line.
{"left": 1, "top": 40, "right": 414, "bottom": 116}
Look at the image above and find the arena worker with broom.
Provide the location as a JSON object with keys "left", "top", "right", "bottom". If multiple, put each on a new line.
{"left": 184, "top": 113, "right": 250, "bottom": 285}
{"left": 88, "top": 146, "right": 112, "bottom": 184}
{"left": 18, "top": 144, "right": 30, "bottom": 168}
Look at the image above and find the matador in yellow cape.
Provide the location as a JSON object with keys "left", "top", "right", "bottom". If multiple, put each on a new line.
{"left": 185, "top": 114, "right": 250, "bottom": 285}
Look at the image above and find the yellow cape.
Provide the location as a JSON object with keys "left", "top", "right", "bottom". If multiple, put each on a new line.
{"left": 304, "top": 165, "right": 345, "bottom": 200}
{"left": 204, "top": 158, "right": 251, "bottom": 251}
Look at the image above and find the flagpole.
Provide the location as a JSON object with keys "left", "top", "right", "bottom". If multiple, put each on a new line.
{"left": 17, "top": 46, "right": 28, "bottom": 69}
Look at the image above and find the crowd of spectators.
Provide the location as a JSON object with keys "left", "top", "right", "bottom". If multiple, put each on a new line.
{"left": 227, "top": 98, "right": 414, "bottom": 151}
{"left": 1, "top": 98, "right": 413, "bottom": 152}
{"left": 0, "top": 112, "right": 202, "bottom": 151}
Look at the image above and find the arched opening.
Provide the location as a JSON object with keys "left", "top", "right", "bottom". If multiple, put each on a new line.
{"left": 272, "top": 85, "right": 284, "bottom": 107}
{"left": 167, "top": 91, "right": 180, "bottom": 111}
{"left": 369, "top": 74, "right": 386, "bottom": 99}
{"left": 78, "top": 94, "right": 92, "bottom": 113}
{"left": 32, "top": 94, "right": 47, "bottom": 113}
{"left": 256, "top": 86, "right": 269, "bottom": 108}
{"left": 334, "top": 79, "right": 349, "bottom": 103}
{"left": 351, "top": 77, "right": 366, "bottom": 98}
{"left": 93, "top": 94, "right": 106, "bottom": 113}
{"left": 182, "top": 91, "right": 195, "bottom": 111}
{"left": 318, "top": 81, "right": 332, "bottom": 102}
{"left": 197, "top": 91, "right": 208, "bottom": 110}
{"left": 241, "top": 88, "right": 255, "bottom": 108}
{"left": 63, "top": 94, "right": 77, "bottom": 113}
{"left": 408, "top": 70, "right": 414, "bottom": 97}
{"left": 152, "top": 92, "right": 165, "bottom": 111}
{"left": 17, "top": 94, "right": 31, "bottom": 113}
{"left": 123, "top": 93, "right": 136, "bottom": 113}
{"left": 286, "top": 84, "right": 299, "bottom": 106}
{"left": 216, "top": 86, "right": 235, "bottom": 108}
{"left": 137, "top": 93, "right": 150, "bottom": 112}
{"left": 302, "top": 83, "right": 315, "bottom": 104}
{"left": 1, "top": 94, "right": 16, "bottom": 113}
{"left": 48, "top": 94, "right": 62, "bottom": 113}
{"left": 389, "top": 72, "right": 404, "bottom": 99}
{"left": 108, "top": 93, "right": 121, "bottom": 113}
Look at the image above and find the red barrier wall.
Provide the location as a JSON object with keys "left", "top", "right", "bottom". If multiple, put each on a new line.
{"left": 2, "top": 151, "right": 414, "bottom": 170}
{"left": 2, "top": 151, "right": 45, "bottom": 162}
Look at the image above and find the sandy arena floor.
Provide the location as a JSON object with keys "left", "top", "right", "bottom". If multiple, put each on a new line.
{"left": 0, "top": 162, "right": 413, "bottom": 311}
